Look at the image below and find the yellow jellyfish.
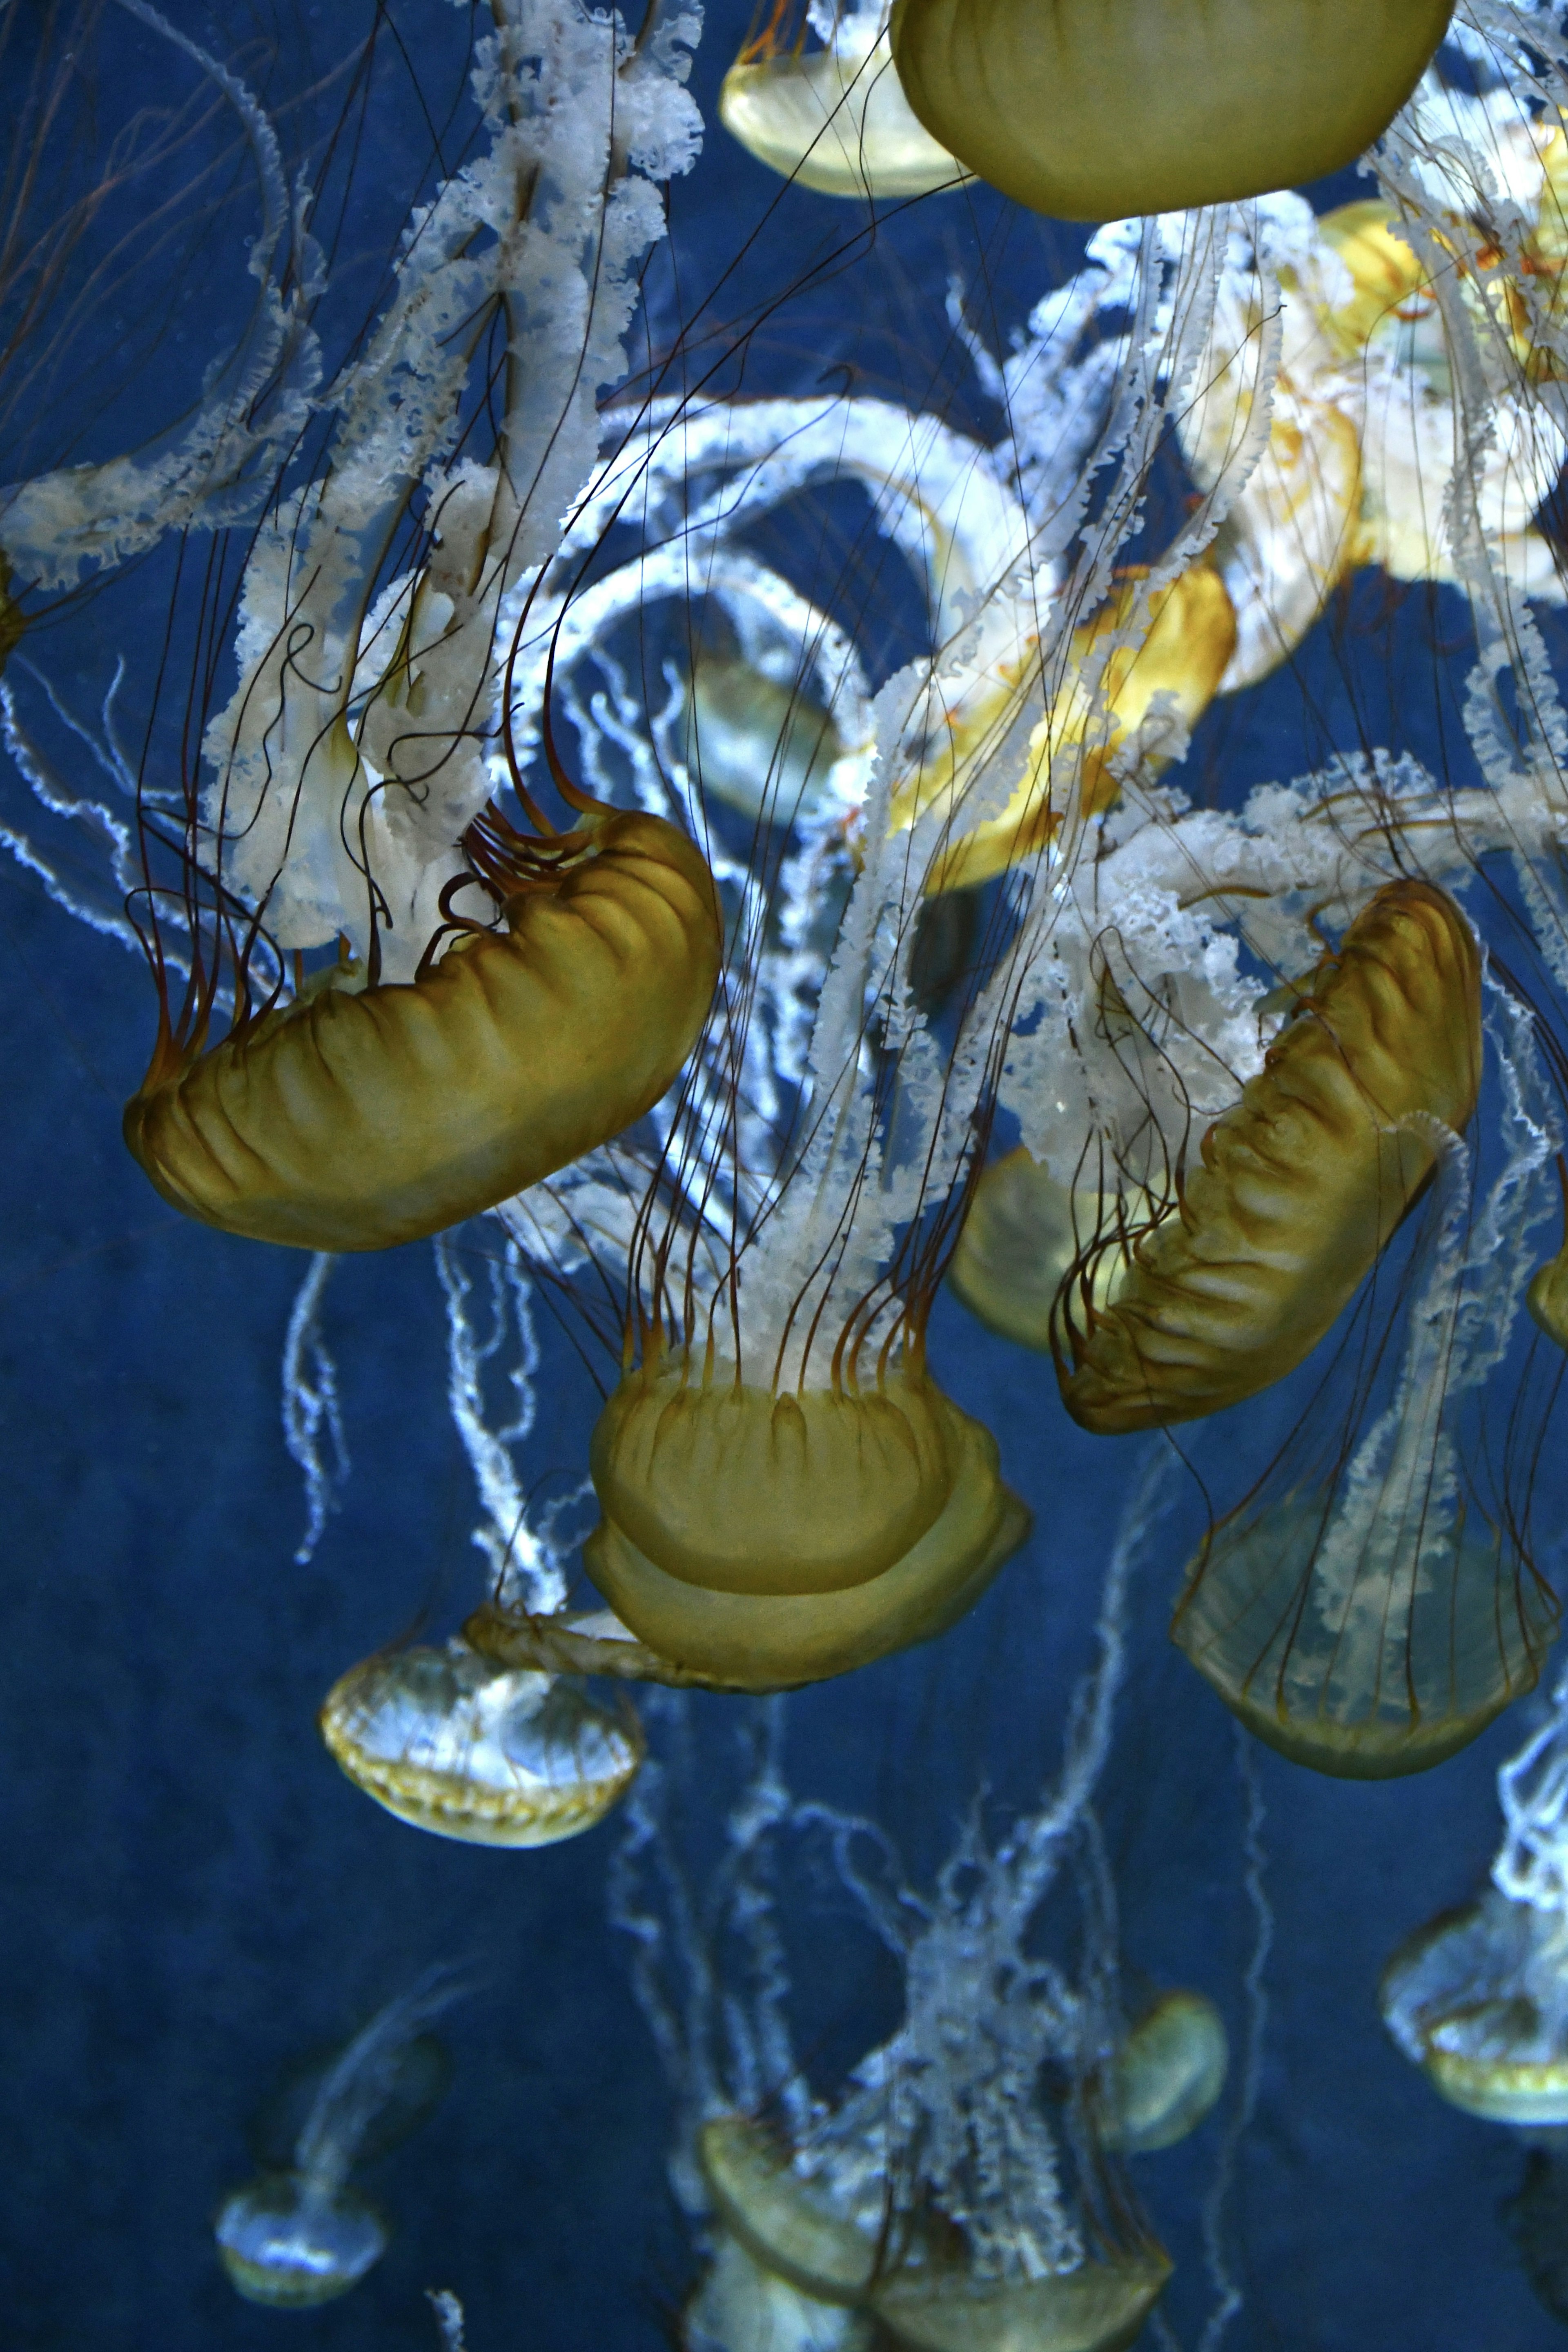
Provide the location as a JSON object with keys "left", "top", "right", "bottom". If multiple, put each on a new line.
{"left": 686, "top": 650, "right": 851, "bottom": 825}
{"left": 894, "top": 564, "right": 1236, "bottom": 896}
{"left": 1528, "top": 1170, "right": 1568, "bottom": 1349}
{"left": 870, "top": 2245, "right": 1172, "bottom": 2352}
{"left": 1102, "top": 1989, "right": 1229, "bottom": 2156}
{"left": 317, "top": 1639, "right": 643, "bottom": 1847}
{"left": 949, "top": 1149, "right": 1146, "bottom": 1354}
{"left": 701, "top": 2116, "right": 880, "bottom": 2304}
{"left": 581, "top": 1351, "right": 1030, "bottom": 1691}
{"left": 886, "top": 0, "right": 1454, "bottom": 221}
{"left": 124, "top": 804, "right": 722, "bottom": 1251}
{"left": 1056, "top": 879, "right": 1483, "bottom": 1435}
{"left": 720, "top": 5, "right": 968, "bottom": 198}
{"left": 216, "top": 1968, "right": 465, "bottom": 2307}
{"left": 1383, "top": 1894, "right": 1568, "bottom": 2126}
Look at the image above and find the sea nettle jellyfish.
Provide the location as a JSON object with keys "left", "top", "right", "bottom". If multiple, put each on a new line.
{"left": 119, "top": 0, "right": 722, "bottom": 1253}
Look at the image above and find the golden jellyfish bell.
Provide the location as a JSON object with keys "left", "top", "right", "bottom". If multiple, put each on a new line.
{"left": 870, "top": 2246, "right": 1172, "bottom": 2352}
{"left": 1171, "top": 1493, "right": 1556, "bottom": 1777}
{"left": 1528, "top": 1221, "right": 1568, "bottom": 1350}
{"left": 699, "top": 2117, "right": 878, "bottom": 2304}
{"left": 949, "top": 1149, "right": 1144, "bottom": 1354}
{"left": 905, "top": 565, "right": 1236, "bottom": 897}
{"left": 582, "top": 1356, "right": 1031, "bottom": 1690}
{"left": 215, "top": 2176, "right": 388, "bottom": 2308}
{"left": 719, "top": 10, "right": 969, "bottom": 199}
{"left": 318, "top": 1641, "right": 643, "bottom": 1848}
{"left": 124, "top": 808, "right": 721, "bottom": 1251}
{"left": 1056, "top": 880, "right": 1483, "bottom": 1435}
{"left": 686, "top": 2231, "right": 876, "bottom": 2352}
{"left": 1382, "top": 1898, "right": 1568, "bottom": 2126}
{"left": 886, "top": 0, "right": 1453, "bottom": 222}
{"left": 1102, "top": 1989, "right": 1229, "bottom": 2156}
{"left": 1314, "top": 200, "right": 1433, "bottom": 362}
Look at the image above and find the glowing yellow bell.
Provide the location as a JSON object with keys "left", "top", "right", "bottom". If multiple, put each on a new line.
{"left": 888, "top": 0, "right": 1454, "bottom": 221}
{"left": 1103, "top": 1989, "right": 1229, "bottom": 2155}
{"left": 700, "top": 2116, "right": 878, "bottom": 2303}
{"left": 721, "top": 11, "right": 969, "bottom": 198}
{"left": 871, "top": 2247, "right": 1172, "bottom": 2352}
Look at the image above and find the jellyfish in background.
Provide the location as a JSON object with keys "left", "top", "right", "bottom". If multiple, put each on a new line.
{"left": 215, "top": 1965, "right": 469, "bottom": 2307}
{"left": 608, "top": 1459, "right": 1267, "bottom": 2352}
{"left": 117, "top": 0, "right": 723, "bottom": 1254}
{"left": 719, "top": 0, "right": 968, "bottom": 199}
{"left": 318, "top": 1232, "right": 644, "bottom": 1848}
{"left": 1383, "top": 1670, "right": 1568, "bottom": 2127}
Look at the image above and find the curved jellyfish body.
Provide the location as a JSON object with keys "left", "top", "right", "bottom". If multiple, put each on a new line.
{"left": 1172, "top": 1492, "right": 1556, "bottom": 1778}
{"left": 1056, "top": 880, "right": 1483, "bottom": 1435}
{"left": 720, "top": 9, "right": 967, "bottom": 198}
{"left": 886, "top": 0, "right": 1453, "bottom": 221}
{"left": 215, "top": 2177, "right": 388, "bottom": 2308}
{"left": 1103, "top": 1989, "right": 1229, "bottom": 2156}
{"left": 582, "top": 1359, "right": 1030, "bottom": 1689}
{"left": 125, "top": 811, "right": 721, "bottom": 1250}
{"left": 949, "top": 1149, "right": 1145, "bottom": 1354}
{"left": 687, "top": 2231, "right": 875, "bottom": 2352}
{"left": 318, "top": 1640, "right": 643, "bottom": 1848}
{"left": 685, "top": 651, "right": 851, "bottom": 826}
{"left": 1529, "top": 1240, "right": 1568, "bottom": 1350}
{"left": 1383, "top": 1893, "right": 1568, "bottom": 2125}
{"left": 700, "top": 2117, "right": 879, "bottom": 2304}
{"left": 870, "top": 2248, "right": 1172, "bottom": 2352}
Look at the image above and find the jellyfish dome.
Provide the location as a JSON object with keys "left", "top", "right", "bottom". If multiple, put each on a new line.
{"left": 215, "top": 2175, "right": 389, "bottom": 2308}
{"left": 720, "top": 3, "right": 967, "bottom": 198}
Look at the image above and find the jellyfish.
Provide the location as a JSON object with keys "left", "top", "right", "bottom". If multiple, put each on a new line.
{"left": 120, "top": 0, "right": 723, "bottom": 1253}
{"left": 719, "top": 0, "right": 967, "bottom": 199}
{"left": 1383, "top": 1675, "right": 1568, "bottom": 2124}
{"left": 215, "top": 1965, "right": 468, "bottom": 2307}
{"left": 1172, "top": 978, "right": 1560, "bottom": 1776}
{"left": 320, "top": 1232, "right": 645, "bottom": 1846}
{"left": 686, "top": 2230, "right": 874, "bottom": 2352}
{"left": 886, "top": 0, "right": 1453, "bottom": 223}
{"left": 1055, "top": 879, "right": 1483, "bottom": 1436}
{"left": 948, "top": 1148, "right": 1146, "bottom": 1355}
{"left": 1101, "top": 1989, "right": 1229, "bottom": 2158}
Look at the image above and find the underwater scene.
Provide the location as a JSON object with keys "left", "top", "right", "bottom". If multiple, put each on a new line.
{"left": 11, "top": 0, "right": 1568, "bottom": 2341}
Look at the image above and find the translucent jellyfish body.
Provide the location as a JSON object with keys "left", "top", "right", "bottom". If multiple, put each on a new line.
{"left": 720, "top": 7, "right": 966, "bottom": 198}
{"left": 886, "top": 0, "right": 1452, "bottom": 221}
{"left": 684, "top": 651, "right": 849, "bottom": 826}
{"left": 216, "top": 1969, "right": 465, "bottom": 2307}
{"left": 1056, "top": 880, "right": 1483, "bottom": 1434}
{"left": 318, "top": 1639, "right": 643, "bottom": 1847}
{"left": 1102, "top": 1989, "right": 1229, "bottom": 2156}
{"left": 583, "top": 1357, "right": 1030, "bottom": 1689}
{"left": 949, "top": 1149, "right": 1143, "bottom": 1354}
{"left": 870, "top": 2249, "right": 1172, "bottom": 2352}
{"left": 1383, "top": 1890, "right": 1568, "bottom": 2125}
{"left": 686, "top": 2231, "right": 874, "bottom": 2352}
{"left": 125, "top": 809, "right": 721, "bottom": 1250}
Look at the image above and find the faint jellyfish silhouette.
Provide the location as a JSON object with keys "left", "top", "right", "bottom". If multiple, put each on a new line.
{"left": 1171, "top": 974, "right": 1560, "bottom": 1777}
{"left": 215, "top": 1966, "right": 468, "bottom": 2307}
{"left": 1383, "top": 1671, "right": 1568, "bottom": 2123}
{"left": 320, "top": 1233, "right": 643, "bottom": 1845}
{"left": 720, "top": 0, "right": 967, "bottom": 198}
{"left": 1101, "top": 1989, "right": 1229, "bottom": 2158}
{"left": 887, "top": 0, "right": 1452, "bottom": 220}
{"left": 949, "top": 1148, "right": 1145, "bottom": 1354}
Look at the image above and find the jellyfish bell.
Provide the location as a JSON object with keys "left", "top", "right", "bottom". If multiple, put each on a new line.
{"left": 949, "top": 1149, "right": 1145, "bottom": 1354}
{"left": 124, "top": 804, "right": 722, "bottom": 1252}
{"left": 318, "top": 1638, "right": 643, "bottom": 1848}
{"left": 581, "top": 1352, "right": 1030, "bottom": 1690}
{"left": 1055, "top": 879, "right": 1483, "bottom": 1435}
{"left": 1102, "top": 1989, "right": 1228, "bottom": 2156}
{"left": 870, "top": 2242, "right": 1173, "bottom": 2352}
{"left": 886, "top": 0, "right": 1452, "bottom": 222}
{"left": 214, "top": 2174, "right": 388, "bottom": 2308}
{"left": 685, "top": 649, "right": 851, "bottom": 827}
{"left": 699, "top": 2116, "right": 879, "bottom": 2305}
{"left": 720, "top": 4, "right": 968, "bottom": 200}
{"left": 1383, "top": 1891, "right": 1568, "bottom": 2125}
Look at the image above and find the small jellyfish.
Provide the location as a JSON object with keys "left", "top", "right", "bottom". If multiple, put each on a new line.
{"left": 886, "top": 0, "right": 1453, "bottom": 221}
{"left": 720, "top": 2, "right": 967, "bottom": 199}
{"left": 700, "top": 2116, "right": 879, "bottom": 2304}
{"left": 1056, "top": 879, "right": 1483, "bottom": 1434}
{"left": 949, "top": 1148, "right": 1145, "bottom": 1354}
{"left": 582, "top": 1354, "right": 1030, "bottom": 1690}
{"left": 684, "top": 650, "right": 849, "bottom": 826}
{"left": 686, "top": 2230, "right": 874, "bottom": 2352}
{"left": 318, "top": 1640, "right": 644, "bottom": 1848}
{"left": 125, "top": 804, "right": 722, "bottom": 1252}
{"left": 1102, "top": 1989, "right": 1229, "bottom": 2157}
{"left": 215, "top": 1967, "right": 468, "bottom": 2308}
